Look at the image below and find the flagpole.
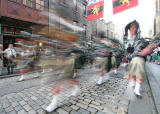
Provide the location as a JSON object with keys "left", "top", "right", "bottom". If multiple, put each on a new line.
{"left": 96, "top": 19, "right": 98, "bottom": 37}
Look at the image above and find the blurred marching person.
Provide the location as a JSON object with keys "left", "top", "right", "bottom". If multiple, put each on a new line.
{"left": 111, "top": 52, "right": 117, "bottom": 74}
{"left": 19, "top": 47, "right": 39, "bottom": 81}
{"left": 46, "top": 55, "right": 80, "bottom": 112}
{"left": 124, "top": 20, "right": 158, "bottom": 98}
{"left": 71, "top": 53, "right": 80, "bottom": 78}
{"left": 18, "top": 57, "right": 38, "bottom": 81}
{"left": 114, "top": 52, "right": 122, "bottom": 74}
{"left": 121, "top": 54, "right": 128, "bottom": 67}
{"left": 2, "top": 44, "right": 16, "bottom": 74}
{"left": 97, "top": 51, "right": 112, "bottom": 85}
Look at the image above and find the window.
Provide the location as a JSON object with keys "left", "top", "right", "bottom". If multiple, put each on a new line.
{"left": 9, "top": 0, "right": 21, "bottom": 3}
{"left": 77, "top": 1, "right": 86, "bottom": 16}
{"left": 36, "top": 0, "right": 45, "bottom": 10}
{"left": 82, "top": 4, "right": 86, "bottom": 15}
{"left": 23, "top": 0, "right": 34, "bottom": 8}
{"left": 73, "top": 0, "right": 77, "bottom": 5}
{"left": 71, "top": 0, "right": 77, "bottom": 9}
{"left": 60, "top": 0, "right": 77, "bottom": 9}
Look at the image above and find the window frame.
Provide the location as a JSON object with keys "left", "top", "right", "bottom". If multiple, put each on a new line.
{"left": 23, "top": 0, "right": 34, "bottom": 8}
{"left": 8, "top": 0, "right": 48, "bottom": 10}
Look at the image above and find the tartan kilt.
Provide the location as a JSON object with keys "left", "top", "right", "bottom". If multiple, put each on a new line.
{"left": 128, "top": 56, "right": 146, "bottom": 79}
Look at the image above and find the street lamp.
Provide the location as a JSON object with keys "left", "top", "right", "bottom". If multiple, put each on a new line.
{"left": 39, "top": 42, "right": 43, "bottom": 47}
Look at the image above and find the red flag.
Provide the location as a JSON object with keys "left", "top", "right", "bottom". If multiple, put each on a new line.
{"left": 87, "top": 0, "right": 104, "bottom": 21}
{"left": 113, "top": 0, "right": 138, "bottom": 14}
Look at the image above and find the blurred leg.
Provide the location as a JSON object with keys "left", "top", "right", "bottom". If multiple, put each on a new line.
{"left": 19, "top": 69, "right": 25, "bottom": 81}
{"left": 134, "top": 76, "right": 144, "bottom": 98}
{"left": 129, "top": 74, "right": 136, "bottom": 88}
{"left": 46, "top": 95, "right": 58, "bottom": 112}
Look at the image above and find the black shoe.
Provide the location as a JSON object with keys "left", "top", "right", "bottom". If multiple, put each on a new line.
{"left": 136, "top": 95, "right": 142, "bottom": 99}
{"left": 134, "top": 92, "right": 142, "bottom": 99}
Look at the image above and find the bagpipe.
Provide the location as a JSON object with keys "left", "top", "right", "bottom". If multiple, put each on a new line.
{"left": 123, "top": 20, "right": 141, "bottom": 54}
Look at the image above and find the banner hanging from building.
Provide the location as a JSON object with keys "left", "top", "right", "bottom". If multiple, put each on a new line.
{"left": 113, "top": 0, "right": 138, "bottom": 14}
{"left": 87, "top": 0, "right": 104, "bottom": 21}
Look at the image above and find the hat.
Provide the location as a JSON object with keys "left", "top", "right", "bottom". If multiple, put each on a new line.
{"left": 124, "top": 20, "right": 140, "bottom": 37}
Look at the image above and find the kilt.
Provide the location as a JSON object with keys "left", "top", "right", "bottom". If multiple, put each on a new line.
{"left": 98, "top": 57, "right": 108, "bottom": 71}
{"left": 128, "top": 56, "right": 146, "bottom": 79}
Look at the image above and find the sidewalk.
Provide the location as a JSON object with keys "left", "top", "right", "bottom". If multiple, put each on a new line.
{"left": 146, "top": 62, "right": 160, "bottom": 114}
{"left": 111, "top": 65, "right": 156, "bottom": 114}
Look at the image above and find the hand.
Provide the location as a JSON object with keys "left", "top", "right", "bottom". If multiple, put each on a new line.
{"left": 0, "top": 51, "right": 4, "bottom": 54}
{"left": 147, "top": 43, "right": 158, "bottom": 49}
{"left": 138, "top": 50, "right": 151, "bottom": 56}
{"left": 138, "top": 46, "right": 153, "bottom": 56}
{"left": 138, "top": 43, "right": 158, "bottom": 56}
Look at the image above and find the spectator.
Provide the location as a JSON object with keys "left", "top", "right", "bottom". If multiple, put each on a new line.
{"left": 3, "top": 44, "right": 16, "bottom": 74}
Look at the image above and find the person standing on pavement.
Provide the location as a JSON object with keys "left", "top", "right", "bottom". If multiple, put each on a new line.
{"left": 152, "top": 48, "right": 158, "bottom": 63}
{"left": 157, "top": 45, "right": 160, "bottom": 64}
{"left": 3, "top": 44, "right": 16, "bottom": 74}
{"left": 124, "top": 20, "right": 158, "bottom": 98}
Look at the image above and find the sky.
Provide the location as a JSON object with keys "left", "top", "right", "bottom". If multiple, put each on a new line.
{"left": 102, "top": 0, "right": 156, "bottom": 37}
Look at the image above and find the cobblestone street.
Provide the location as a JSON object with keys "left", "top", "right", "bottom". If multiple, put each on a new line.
{"left": 0, "top": 66, "right": 131, "bottom": 114}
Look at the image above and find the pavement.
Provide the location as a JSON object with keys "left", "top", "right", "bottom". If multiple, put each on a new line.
{"left": 0, "top": 64, "right": 158, "bottom": 114}
{"left": 146, "top": 62, "right": 160, "bottom": 114}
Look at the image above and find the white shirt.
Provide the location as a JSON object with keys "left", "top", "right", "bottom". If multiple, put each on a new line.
{"left": 4, "top": 48, "right": 16, "bottom": 59}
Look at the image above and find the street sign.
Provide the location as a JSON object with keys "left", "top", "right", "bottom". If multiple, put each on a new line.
{"left": 0, "top": 25, "right": 32, "bottom": 36}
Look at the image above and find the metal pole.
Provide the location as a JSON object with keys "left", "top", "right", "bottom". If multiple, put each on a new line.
{"left": 96, "top": 20, "right": 98, "bottom": 37}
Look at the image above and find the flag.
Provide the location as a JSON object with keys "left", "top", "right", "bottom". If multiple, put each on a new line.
{"left": 88, "top": 0, "right": 97, "bottom": 6}
{"left": 113, "top": 0, "right": 138, "bottom": 14}
{"left": 87, "top": 0, "right": 104, "bottom": 21}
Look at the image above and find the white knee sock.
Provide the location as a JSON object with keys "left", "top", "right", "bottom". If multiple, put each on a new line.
{"left": 134, "top": 82, "right": 141, "bottom": 96}
{"left": 129, "top": 79, "right": 135, "bottom": 88}
{"left": 71, "top": 85, "right": 79, "bottom": 96}
{"left": 72, "top": 73, "right": 77, "bottom": 78}
{"left": 46, "top": 96, "right": 58, "bottom": 112}
{"left": 114, "top": 69, "right": 117, "bottom": 74}
{"left": 97, "top": 77, "right": 103, "bottom": 85}
{"left": 19, "top": 75, "right": 24, "bottom": 81}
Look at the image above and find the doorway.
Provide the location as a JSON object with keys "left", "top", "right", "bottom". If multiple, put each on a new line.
{"left": 3, "top": 36, "right": 15, "bottom": 67}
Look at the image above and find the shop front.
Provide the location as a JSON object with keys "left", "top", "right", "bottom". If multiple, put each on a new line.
{"left": 0, "top": 24, "right": 78, "bottom": 78}
{"left": 0, "top": 24, "right": 33, "bottom": 75}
